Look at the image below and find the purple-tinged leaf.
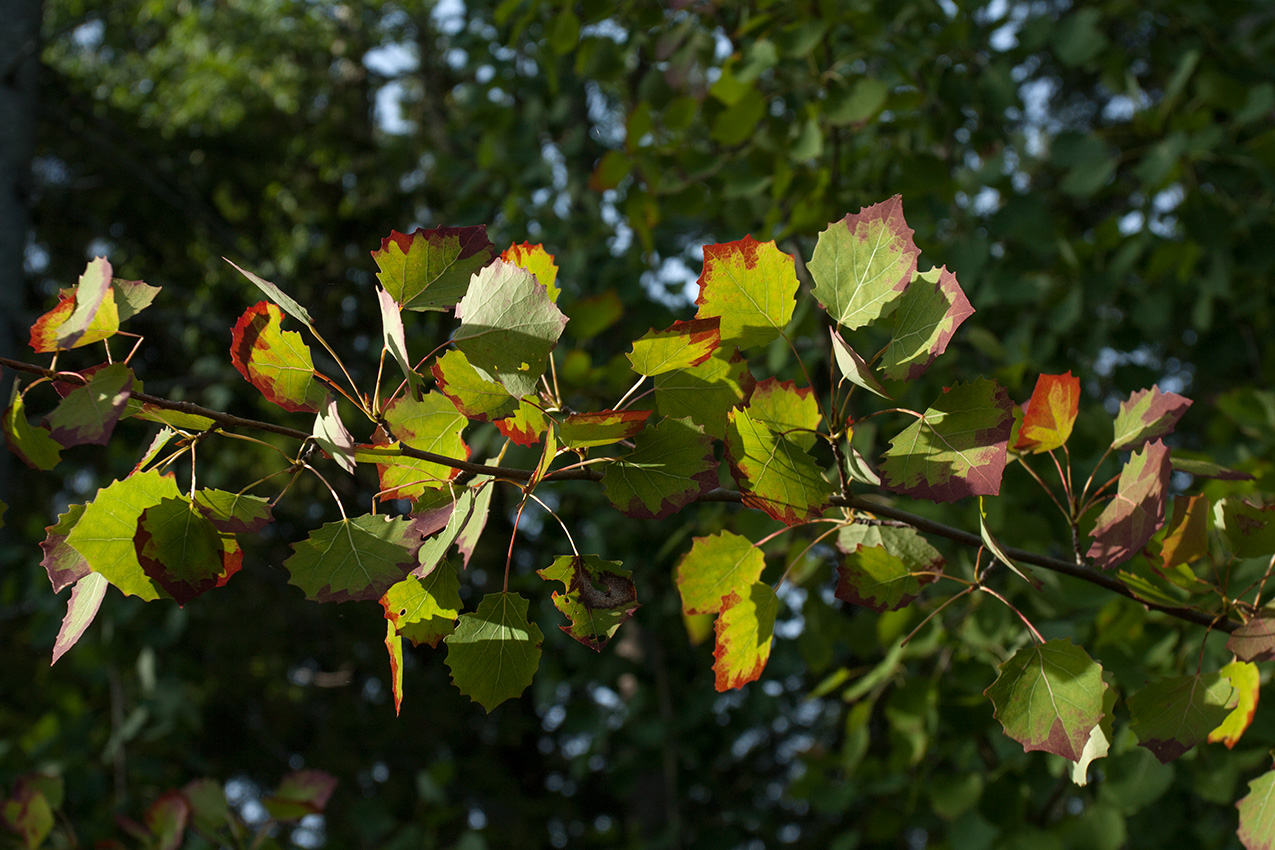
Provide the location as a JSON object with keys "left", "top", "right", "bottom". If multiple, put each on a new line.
{"left": 559, "top": 408, "right": 650, "bottom": 449}
{"left": 144, "top": 790, "right": 189, "bottom": 850}
{"left": 602, "top": 416, "right": 717, "bottom": 519}
{"left": 1112, "top": 386, "right": 1191, "bottom": 450}
{"left": 654, "top": 349, "right": 755, "bottom": 439}
{"left": 134, "top": 497, "right": 241, "bottom": 606}
{"left": 1209, "top": 661, "right": 1259, "bottom": 749}
{"left": 746, "top": 378, "right": 821, "bottom": 451}
{"left": 41, "top": 503, "right": 89, "bottom": 592}
{"left": 539, "top": 555, "right": 639, "bottom": 651}
{"left": 1086, "top": 440, "right": 1171, "bottom": 570}
{"left": 628, "top": 317, "right": 721, "bottom": 376}
{"left": 284, "top": 515, "right": 423, "bottom": 603}
{"left": 835, "top": 545, "right": 935, "bottom": 612}
{"left": 984, "top": 639, "right": 1106, "bottom": 761}
{"left": 444, "top": 592, "right": 543, "bottom": 712}
{"left": 501, "top": 241, "right": 560, "bottom": 302}
{"left": 1015, "top": 372, "right": 1081, "bottom": 454}
{"left": 676, "top": 531, "right": 766, "bottom": 615}
{"left": 56, "top": 257, "right": 116, "bottom": 349}
{"left": 880, "top": 378, "right": 1013, "bottom": 502}
{"left": 0, "top": 781, "right": 54, "bottom": 849}
{"left": 51, "top": 572, "right": 108, "bottom": 666}
{"left": 1237, "top": 762, "right": 1275, "bottom": 850}
{"left": 312, "top": 396, "right": 355, "bottom": 474}
{"left": 693, "top": 236, "right": 798, "bottom": 349}
{"left": 713, "top": 582, "right": 778, "bottom": 691}
{"left": 1227, "top": 612, "right": 1275, "bottom": 663}
{"left": 373, "top": 226, "right": 496, "bottom": 312}
{"left": 810, "top": 195, "right": 920, "bottom": 330}
{"left": 837, "top": 524, "right": 945, "bottom": 573}
{"left": 432, "top": 349, "right": 520, "bottom": 421}
{"left": 192, "top": 489, "right": 274, "bottom": 534}
{"left": 262, "top": 770, "right": 338, "bottom": 821}
{"left": 375, "top": 285, "right": 420, "bottom": 397}
{"left": 881, "top": 265, "right": 974, "bottom": 381}
{"left": 381, "top": 558, "right": 462, "bottom": 647}
{"left": 725, "top": 407, "right": 832, "bottom": 527}
{"left": 229, "top": 302, "right": 327, "bottom": 413}
{"left": 3, "top": 385, "right": 62, "bottom": 470}
{"left": 830, "top": 329, "right": 891, "bottom": 400}
{"left": 44, "top": 362, "right": 132, "bottom": 447}
{"left": 1128, "top": 673, "right": 1237, "bottom": 763}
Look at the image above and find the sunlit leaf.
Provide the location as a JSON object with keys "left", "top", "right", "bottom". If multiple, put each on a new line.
{"left": 364, "top": 393, "right": 468, "bottom": 500}
{"left": 713, "top": 582, "right": 778, "bottom": 691}
{"left": 810, "top": 195, "right": 920, "bottom": 330}
{"left": 283, "top": 515, "right": 423, "bottom": 603}
{"left": 880, "top": 378, "right": 1013, "bottom": 502}
{"left": 746, "top": 378, "right": 821, "bottom": 451}
{"left": 229, "top": 302, "right": 327, "bottom": 413}
{"left": 1160, "top": 494, "right": 1210, "bottom": 571}
{"left": 494, "top": 396, "right": 552, "bottom": 446}
{"left": 676, "top": 531, "right": 766, "bottom": 615}
{"left": 830, "top": 328, "right": 891, "bottom": 400}
{"left": 381, "top": 558, "right": 462, "bottom": 648}
{"left": 559, "top": 409, "right": 650, "bottom": 449}
{"left": 432, "top": 349, "right": 520, "bottom": 421}
{"left": 1128, "top": 672, "right": 1237, "bottom": 763}
{"left": 725, "top": 407, "right": 832, "bottom": 526}
{"left": 55, "top": 257, "right": 117, "bottom": 350}
{"left": 373, "top": 226, "right": 496, "bottom": 311}
{"left": 3, "top": 385, "right": 62, "bottom": 470}
{"left": 51, "top": 572, "right": 108, "bottom": 666}
{"left": 654, "top": 349, "right": 755, "bottom": 439}
{"left": 627, "top": 317, "right": 721, "bottom": 376}
{"left": 192, "top": 489, "right": 274, "bottom": 534}
{"left": 375, "top": 285, "right": 420, "bottom": 397}
{"left": 835, "top": 544, "right": 936, "bottom": 612}
{"left": 501, "top": 241, "right": 560, "bottom": 302}
{"left": 881, "top": 266, "right": 974, "bottom": 381}
{"left": 1112, "top": 385, "right": 1192, "bottom": 451}
{"left": 602, "top": 416, "right": 717, "bottom": 519}
{"left": 1087, "top": 439, "right": 1171, "bottom": 570}
{"left": 1014, "top": 372, "right": 1081, "bottom": 454}
{"left": 312, "top": 396, "right": 355, "bottom": 474}
{"left": 693, "top": 236, "right": 798, "bottom": 349}
{"left": 225, "top": 259, "right": 315, "bottom": 329}
{"left": 539, "top": 555, "right": 638, "bottom": 650}
{"left": 445, "top": 592, "right": 543, "bottom": 712}
{"left": 385, "top": 620, "right": 404, "bottom": 715}
{"left": 1209, "top": 661, "right": 1260, "bottom": 749}
{"left": 984, "top": 639, "right": 1107, "bottom": 761}
{"left": 44, "top": 362, "right": 132, "bottom": 447}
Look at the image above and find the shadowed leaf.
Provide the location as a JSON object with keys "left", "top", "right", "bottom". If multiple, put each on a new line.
{"left": 44, "top": 362, "right": 132, "bottom": 447}
{"left": 1129, "top": 673, "right": 1237, "bottom": 763}
{"left": 134, "top": 497, "right": 241, "bottom": 606}
{"left": 284, "top": 515, "right": 423, "bottom": 603}
{"left": 559, "top": 409, "right": 650, "bottom": 449}
{"left": 1237, "top": 763, "right": 1275, "bottom": 850}
{"left": 830, "top": 328, "right": 891, "bottom": 400}
{"left": 1227, "top": 612, "right": 1275, "bottom": 663}
{"left": 3, "top": 385, "right": 62, "bottom": 470}
{"left": 262, "top": 770, "right": 337, "bottom": 821}
{"left": 654, "top": 349, "right": 755, "bottom": 438}
{"left": 1112, "top": 385, "right": 1191, "bottom": 450}
{"left": 192, "top": 489, "right": 273, "bottom": 534}
{"left": 41, "top": 503, "right": 89, "bottom": 592}
{"left": 432, "top": 349, "right": 520, "bottom": 421}
{"left": 1087, "top": 440, "right": 1171, "bottom": 570}
{"left": 602, "top": 416, "right": 717, "bottom": 519}
{"left": 539, "top": 555, "right": 638, "bottom": 650}
{"left": 381, "top": 558, "right": 462, "bottom": 648}
{"left": 835, "top": 543, "right": 938, "bottom": 612}
{"left": 746, "top": 378, "right": 821, "bottom": 451}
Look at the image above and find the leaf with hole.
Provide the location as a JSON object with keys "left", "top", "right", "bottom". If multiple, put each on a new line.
{"left": 539, "top": 555, "right": 638, "bottom": 650}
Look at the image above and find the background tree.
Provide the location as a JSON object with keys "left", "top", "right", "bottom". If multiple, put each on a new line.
{"left": 3, "top": 1, "right": 1274, "bottom": 848}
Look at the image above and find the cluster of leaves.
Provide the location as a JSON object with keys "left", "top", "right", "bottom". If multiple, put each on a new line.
{"left": 5, "top": 197, "right": 1275, "bottom": 847}
{"left": 1, "top": 768, "right": 335, "bottom": 850}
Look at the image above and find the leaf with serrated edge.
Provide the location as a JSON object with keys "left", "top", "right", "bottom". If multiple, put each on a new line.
{"left": 1128, "top": 672, "right": 1237, "bottom": 763}
{"left": 416, "top": 486, "right": 484, "bottom": 576}
{"left": 837, "top": 523, "right": 945, "bottom": 572}
{"left": 501, "top": 241, "right": 560, "bottom": 302}
{"left": 1014, "top": 372, "right": 1081, "bottom": 454}
{"left": 192, "top": 489, "right": 274, "bottom": 534}
{"left": 602, "top": 416, "right": 717, "bottom": 519}
{"left": 694, "top": 236, "right": 797, "bottom": 349}
{"left": 830, "top": 328, "right": 891, "bottom": 400}
{"left": 1229, "top": 613, "right": 1275, "bottom": 662}
{"left": 655, "top": 349, "right": 755, "bottom": 439}
{"left": 229, "top": 302, "right": 328, "bottom": 413}
{"left": 45, "top": 362, "right": 132, "bottom": 447}
{"left": 454, "top": 479, "right": 492, "bottom": 568}
{"left": 984, "top": 638, "right": 1106, "bottom": 761}
{"left": 133, "top": 427, "right": 176, "bottom": 474}
{"left": 726, "top": 407, "right": 832, "bottom": 526}
{"left": 375, "top": 285, "right": 420, "bottom": 397}
{"left": 1112, "top": 385, "right": 1192, "bottom": 450}
{"left": 381, "top": 558, "right": 462, "bottom": 647}
{"left": 29, "top": 287, "right": 118, "bottom": 353}
{"left": 1087, "top": 439, "right": 1171, "bottom": 570}
{"left": 810, "top": 195, "right": 920, "bottom": 330}
{"left": 746, "top": 378, "right": 821, "bottom": 451}
{"left": 1210, "top": 661, "right": 1259, "bottom": 749}
{"left": 284, "top": 515, "right": 423, "bottom": 603}
{"left": 3, "top": 386, "right": 62, "bottom": 470}
{"left": 56, "top": 257, "right": 117, "bottom": 349}
{"left": 225, "top": 259, "right": 315, "bottom": 328}
{"left": 881, "top": 266, "right": 974, "bottom": 381}
{"left": 432, "top": 349, "right": 519, "bottom": 421}
{"left": 365, "top": 393, "right": 468, "bottom": 500}
{"left": 1071, "top": 671, "right": 1118, "bottom": 786}
{"left": 713, "top": 582, "right": 778, "bottom": 691}
{"left": 313, "top": 396, "right": 355, "bottom": 474}
{"left": 66, "top": 470, "right": 181, "bottom": 600}
{"left": 881, "top": 378, "right": 1013, "bottom": 502}
{"left": 628, "top": 318, "right": 721, "bottom": 376}
{"left": 1238, "top": 762, "right": 1275, "bottom": 850}
{"left": 134, "top": 497, "right": 239, "bottom": 606}
{"left": 559, "top": 409, "right": 651, "bottom": 449}
{"left": 539, "top": 555, "right": 638, "bottom": 650}
{"left": 42, "top": 503, "right": 89, "bottom": 591}
{"left": 495, "top": 397, "right": 551, "bottom": 446}
{"left": 676, "top": 531, "right": 766, "bottom": 615}
{"left": 445, "top": 592, "right": 543, "bottom": 712}
{"left": 373, "top": 226, "right": 496, "bottom": 311}
{"left": 835, "top": 545, "right": 935, "bottom": 612}
{"left": 51, "top": 573, "right": 108, "bottom": 665}
{"left": 386, "top": 620, "right": 404, "bottom": 715}
{"left": 453, "top": 260, "right": 568, "bottom": 397}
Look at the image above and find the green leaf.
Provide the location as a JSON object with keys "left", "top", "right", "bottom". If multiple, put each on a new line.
{"left": 602, "top": 416, "right": 717, "bottom": 519}
{"left": 112, "top": 278, "right": 161, "bottom": 322}
{"left": 627, "top": 317, "right": 722, "bottom": 376}
{"left": 432, "top": 349, "right": 520, "bottom": 421}
{"left": 1015, "top": 372, "right": 1081, "bottom": 453}
{"left": 130, "top": 404, "right": 216, "bottom": 431}
{"left": 372, "top": 226, "right": 496, "bottom": 312}
{"left": 364, "top": 392, "right": 468, "bottom": 500}
{"left": 445, "top": 592, "right": 543, "bottom": 711}
{"left": 984, "top": 638, "right": 1107, "bottom": 761}
{"left": 453, "top": 259, "right": 568, "bottom": 397}
{"left": 386, "top": 620, "right": 404, "bottom": 715}
{"left": 746, "top": 377, "right": 822, "bottom": 451}
{"left": 262, "top": 770, "right": 337, "bottom": 821}
{"left": 1112, "top": 385, "right": 1192, "bottom": 451}
{"left": 810, "top": 195, "right": 920, "bottom": 330}
{"left": 830, "top": 328, "right": 891, "bottom": 400}
{"left": 1087, "top": 440, "right": 1171, "bottom": 570}
{"left": 56, "top": 257, "right": 117, "bottom": 349}
{"left": 375, "top": 285, "right": 420, "bottom": 398}
{"left": 192, "top": 489, "right": 274, "bottom": 534}
{"left": 225, "top": 259, "right": 315, "bottom": 329}
{"left": 835, "top": 544, "right": 936, "bottom": 612}
{"left": 1209, "top": 661, "right": 1260, "bottom": 749}
{"left": 693, "top": 236, "right": 798, "bottom": 349}
{"left": 44, "top": 362, "right": 133, "bottom": 447}
{"left": 654, "top": 349, "right": 755, "bottom": 438}
{"left": 417, "top": 484, "right": 490, "bottom": 574}
{"left": 66, "top": 469, "right": 181, "bottom": 600}
{"left": 676, "top": 531, "right": 766, "bottom": 615}
{"left": 380, "top": 558, "right": 462, "bottom": 648}
{"left": 713, "top": 582, "right": 778, "bottom": 691}
{"left": 538, "top": 555, "right": 639, "bottom": 650}
{"left": 51, "top": 572, "right": 108, "bottom": 666}
{"left": 0, "top": 782, "right": 54, "bottom": 849}
{"left": 284, "top": 514, "right": 423, "bottom": 603}
{"left": 135, "top": 497, "right": 240, "bottom": 606}
{"left": 558, "top": 409, "right": 650, "bottom": 449}
{"left": 1237, "top": 763, "right": 1275, "bottom": 850}
{"left": 979, "top": 498, "right": 1040, "bottom": 588}
{"left": 144, "top": 790, "right": 189, "bottom": 850}
{"left": 181, "top": 779, "right": 228, "bottom": 836}
{"left": 41, "top": 503, "right": 89, "bottom": 592}
{"left": 880, "top": 378, "right": 1014, "bottom": 502}
{"left": 501, "top": 241, "right": 560, "bottom": 302}
{"left": 1128, "top": 673, "right": 1237, "bottom": 763}
{"left": 837, "top": 523, "right": 945, "bottom": 573}
{"left": 312, "top": 396, "right": 355, "bottom": 474}
{"left": 1072, "top": 672, "right": 1118, "bottom": 785}
{"left": 229, "top": 302, "right": 328, "bottom": 413}
{"left": 725, "top": 407, "right": 832, "bottom": 526}
{"left": 881, "top": 266, "right": 974, "bottom": 381}
{"left": 3, "top": 385, "right": 63, "bottom": 470}
{"left": 562, "top": 291, "right": 623, "bottom": 340}
{"left": 1169, "top": 455, "right": 1253, "bottom": 481}
{"left": 1221, "top": 499, "right": 1275, "bottom": 558}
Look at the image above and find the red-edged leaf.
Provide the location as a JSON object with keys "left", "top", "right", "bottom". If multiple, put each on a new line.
{"left": 558, "top": 409, "right": 650, "bottom": 449}
{"left": 432, "top": 349, "right": 520, "bottom": 421}
{"left": 144, "top": 790, "right": 190, "bottom": 850}
{"left": 810, "top": 195, "right": 920, "bottom": 330}
{"left": 361, "top": 393, "right": 468, "bottom": 500}
{"left": 835, "top": 544, "right": 938, "bottom": 612}
{"left": 1014, "top": 372, "right": 1081, "bottom": 454}
{"left": 1227, "top": 613, "right": 1275, "bottom": 663}
{"left": 51, "top": 572, "right": 108, "bottom": 665}
{"left": 601, "top": 416, "right": 717, "bottom": 519}
{"left": 494, "top": 397, "right": 552, "bottom": 446}
{"left": 676, "top": 531, "right": 766, "bottom": 615}
{"left": 713, "top": 583, "right": 778, "bottom": 691}
{"left": 41, "top": 503, "right": 90, "bottom": 591}
{"left": 381, "top": 558, "right": 462, "bottom": 647}
{"left": 627, "top": 317, "right": 721, "bottom": 376}
{"left": 725, "top": 407, "right": 832, "bottom": 526}
{"left": 192, "top": 489, "right": 274, "bottom": 534}
{"left": 501, "top": 241, "right": 560, "bottom": 302}
{"left": 262, "top": 770, "right": 337, "bottom": 821}
{"left": 654, "top": 349, "right": 755, "bottom": 439}
{"left": 385, "top": 620, "right": 404, "bottom": 715}
{"left": 1160, "top": 494, "right": 1210, "bottom": 571}
{"left": 1087, "top": 439, "right": 1171, "bottom": 570}
{"left": 881, "top": 265, "right": 974, "bottom": 381}
{"left": 229, "top": 302, "right": 327, "bottom": 413}
{"left": 56, "top": 257, "right": 116, "bottom": 349}
{"left": 373, "top": 226, "right": 496, "bottom": 312}
{"left": 1112, "top": 385, "right": 1192, "bottom": 450}
{"left": 44, "top": 362, "right": 132, "bottom": 447}
{"left": 694, "top": 236, "right": 798, "bottom": 349}
{"left": 134, "top": 497, "right": 241, "bottom": 606}
{"left": 1128, "top": 673, "right": 1237, "bottom": 763}
{"left": 880, "top": 378, "right": 1014, "bottom": 502}
{"left": 746, "top": 378, "right": 821, "bottom": 451}
{"left": 1209, "top": 661, "right": 1260, "bottom": 749}
{"left": 3, "top": 385, "right": 62, "bottom": 470}
{"left": 538, "top": 555, "right": 639, "bottom": 650}
{"left": 0, "top": 782, "right": 54, "bottom": 848}
{"left": 1238, "top": 763, "right": 1275, "bottom": 850}
{"left": 284, "top": 515, "right": 423, "bottom": 603}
